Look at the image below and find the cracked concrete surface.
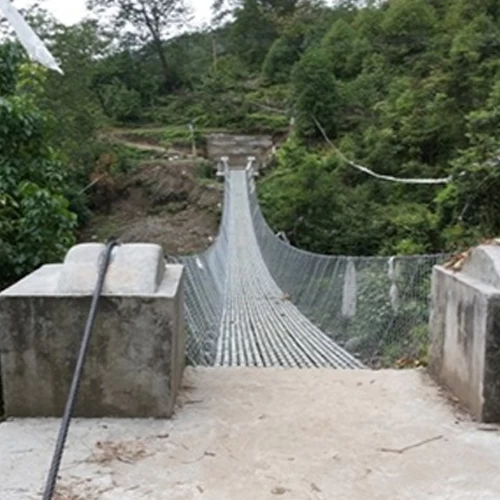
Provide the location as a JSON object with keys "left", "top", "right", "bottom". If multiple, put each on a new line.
{"left": 1, "top": 368, "right": 500, "bottom": 499}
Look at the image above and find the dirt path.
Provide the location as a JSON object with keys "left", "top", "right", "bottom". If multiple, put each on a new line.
{"left": 113, "top": 138, "right": 168, "bottom": 153}
{"left": 100, "top": 130, "right": 169, "bottom": 154}
{"left": 2, "top": 368, "right": 500, "bottom": 499}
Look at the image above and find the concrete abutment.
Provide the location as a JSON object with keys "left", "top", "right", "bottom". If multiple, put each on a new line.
{"left": 0, "top": 243, "right": 185, "bottom": 418}
{"left": 429, "top": 244, "right": 500, "bottom": 422}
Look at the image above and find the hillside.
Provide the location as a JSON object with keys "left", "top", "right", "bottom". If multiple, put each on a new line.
{"left": 80, "top": 154, "right": 222, "bottom": 256}
{"left": 2, "top": 0, "right": 500, "bottom": 288}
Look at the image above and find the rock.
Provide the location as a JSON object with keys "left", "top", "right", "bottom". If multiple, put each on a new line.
{"left": 345, "top": 336, "right": 363, "bottom": 352}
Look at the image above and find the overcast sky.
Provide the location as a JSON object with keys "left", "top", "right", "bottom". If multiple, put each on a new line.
{"left": 14, "top": 0, "right": 213, "bottom": 26}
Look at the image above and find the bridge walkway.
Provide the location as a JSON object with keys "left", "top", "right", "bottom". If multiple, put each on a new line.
{"left": 215, "top": 169, "right": 362, "bottom": 368}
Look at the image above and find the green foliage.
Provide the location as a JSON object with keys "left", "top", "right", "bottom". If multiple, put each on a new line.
{"left": 257, "top": 0, "right": 500, "bottom": 256}
{"left": 434, "top": 78, "right": 500, "bottom": 248}
{"left": 244, "top": 112, "right": 289, "bottom": 132}
{"left": 338, "top": 259, "right": 436, "bottom": 367}
{"left": 0, "top": 50, "right": 77, "bottom": 289}
{"left": 381, "top": 0, "right": 438, "bottom": 65}
{"left": 262, "top": 1, "right": 335, "bottom": 85}
{"left": 261, "top": 137, "right": 444, "bottom": 257}
{"left": 38, "top": 20, "right": 116, "bottom": 227}
{"left": 86, "top": 0, "right": 188, "bottom": 87}
{"left": 0, "top": 44, "right": 24, "bottom": 94}
{"left": 321, "top": 19, "right": 369, "bottom": 79}
{"left": 259, "top": 139, "right": 387, "bottom": 255}
{"left": 292, "top": 47, "right": 339, "bottom": 137}
{"left": 2, "top": 0, "right": 498, "bottom": 271}
{"left": 228, "top": 0, "right": 295, "bottom": 70}
{"left": 99, "top": 80, "right": 142, "bottom": 122}
{"left": 196, "top": 159, "right": 217, "bottom": 180}
{"left": 378, "top": 204, "right": 439, "bottom": 255}
{"left": 263, "top": 31, "right": 303, "bottom": 83}
{"left": 163, "top": 125, "right": 202, "bottom": 149}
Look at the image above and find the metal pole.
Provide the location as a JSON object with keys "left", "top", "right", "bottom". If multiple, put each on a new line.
{"left": 189, "top": 122, "right": 197, "bottom": 157}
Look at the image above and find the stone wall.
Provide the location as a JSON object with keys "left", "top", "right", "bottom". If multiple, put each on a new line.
{"left": 206, "top": 134, "right": 273, "bottom": 170}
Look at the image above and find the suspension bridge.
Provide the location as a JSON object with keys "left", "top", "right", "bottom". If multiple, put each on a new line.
{"left": 1, "top": 8, "right": 500, "bottom": 497}
{"left": 199, "top": 166, "right": 362, "bottom": 368}
{"left": 175, "top": 156, "right": 443, "bottom": 369}
{"left": 2, "top": 149, "right": 500, "bottom": 500}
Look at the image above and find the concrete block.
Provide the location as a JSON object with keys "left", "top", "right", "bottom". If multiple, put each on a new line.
{"left": 58, "top": 243, "right": 165, "bottom": 295}
{"left": 429, "top": 245, "right": 500, "bottom": 422}
{"left": 0, "top": 244, "right": 185, "bottom": 418}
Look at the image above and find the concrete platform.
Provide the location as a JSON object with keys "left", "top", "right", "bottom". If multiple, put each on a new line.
{"left": 1, "top": 368, "right": 500, "bottom": 499}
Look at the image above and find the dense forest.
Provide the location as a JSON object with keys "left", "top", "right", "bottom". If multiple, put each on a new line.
{"left": 1, "top": 0, "right": 500, "bottom": 289}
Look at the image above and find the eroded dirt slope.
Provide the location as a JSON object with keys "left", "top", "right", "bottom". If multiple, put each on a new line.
{"left": 81, "top": 158, "right": 222, "bottom": 255}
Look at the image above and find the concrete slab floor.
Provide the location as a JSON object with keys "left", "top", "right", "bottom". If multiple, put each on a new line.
{"left": 1, "top": 368, "right": 500, "bottom": 500}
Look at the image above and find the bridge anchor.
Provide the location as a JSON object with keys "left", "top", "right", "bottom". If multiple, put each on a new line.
{"left": 0, "top": 243, "right": 185, "bottom": 418}
{"left": 429, "top": 244, "right": 500, "bottom": 422}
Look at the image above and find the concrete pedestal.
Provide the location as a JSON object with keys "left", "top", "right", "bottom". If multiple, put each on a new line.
{"left": 429, "top": 245, "right": 500, "bottom": 422}
{"left": 0, "top": 244, "right": 185, "bottom": 418}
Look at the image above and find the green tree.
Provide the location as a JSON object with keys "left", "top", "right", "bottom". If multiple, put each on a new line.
{"left": 87, "top": 0, "right": 188, "bottom": 87}
{"left": 0, "top": 45, "right": 77, "bottom": 289}
{"left": 292, "top": 46, "right": 339, "bottom": 137}
{"left": 436, "top": 78, "right": 500, "bottom": 247}
{"left": 321, "top": 19, "right": 370, "bottom": 79}
{"left": 381, "top": 0, "right": 438, "bottom": 66}
{"left": 229, "top": 0, "right": 279, "bottom": 70}
{"left": 263, "top": 32, "right": 303, "bottom": 83}
{"left": 43, "top": 20, "right": 109, "bottom": 166}
{"left": 262, "top": 1, "right": 328, "bottom": 83}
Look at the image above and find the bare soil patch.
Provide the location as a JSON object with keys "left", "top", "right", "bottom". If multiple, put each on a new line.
{"left": 81, "top": 159, "right": 222, "bottom": 255}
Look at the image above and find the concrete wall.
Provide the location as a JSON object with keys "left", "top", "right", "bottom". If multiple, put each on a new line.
{"left": 206, "top": 134, "right": 273, "bottom": 170}
{"left": 429, "top": 246, "right": 500, "bottom": 422}
{"left": 0, "top": 244, "right": 185, "bottom": 418}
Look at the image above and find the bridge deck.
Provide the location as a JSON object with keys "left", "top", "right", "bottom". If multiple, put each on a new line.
{"left": 216, "top": 170, "right": 362, "bottom": 368}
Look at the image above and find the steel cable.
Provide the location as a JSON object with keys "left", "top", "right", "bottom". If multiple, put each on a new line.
{"left": 42, "top": 239, "right": 118, "bottom": 500}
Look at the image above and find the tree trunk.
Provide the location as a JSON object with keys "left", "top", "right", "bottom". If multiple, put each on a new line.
{"left": 152, "top": 34, "right": 169, "bottom": 87}
{"left": 212, "top": 36, "right": 218, "bottom": 71}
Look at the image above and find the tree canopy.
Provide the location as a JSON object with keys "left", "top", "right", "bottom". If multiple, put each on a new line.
{"left": 2, "top": 0, "right": 500, "bottom": 287}
{"left": 0, "top": 45, "right": 77, "bottom": 288}
{"left": 86, "top": 0, "right": 189, "bottom": 87}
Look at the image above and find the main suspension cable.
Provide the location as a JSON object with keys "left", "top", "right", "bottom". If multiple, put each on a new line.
{"left": 313, "top": 116, "right": 451, "bottom": 185}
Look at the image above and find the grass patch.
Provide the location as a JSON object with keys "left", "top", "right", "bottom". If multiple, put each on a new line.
{"left": 93, "top": 220, "right": 123, "bottom": 241}
{"left": 196, "top": 159, "right": 216, "bottom": 180}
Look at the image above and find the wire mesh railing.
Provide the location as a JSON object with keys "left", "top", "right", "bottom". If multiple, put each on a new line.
{"left": 247, "top": 170, "right": 448, "bottom": 367}
{"left": 169, "top": 164, "right": 231, "bottom": 366}
{"left": 173, "top": 161, "right": 448, "bottom": 368}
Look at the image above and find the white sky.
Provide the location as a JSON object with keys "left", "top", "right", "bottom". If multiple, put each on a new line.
{"left": 14, "top": 0, "right": 213, "bottom": 26}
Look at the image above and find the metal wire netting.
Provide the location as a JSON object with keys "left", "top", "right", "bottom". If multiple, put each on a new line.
{"left": 173, "top": 165, "right": 448, "bottom": 368}
{"left": 169, "top": 169, "right": 231, "bottom": 365}
{"left": 247, "top": 173, "right": 448, "bottom": 367}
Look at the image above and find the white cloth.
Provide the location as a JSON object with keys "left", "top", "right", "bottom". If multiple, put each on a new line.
{"left": 0, "top": 0, "right": 63, "bottom": 74}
